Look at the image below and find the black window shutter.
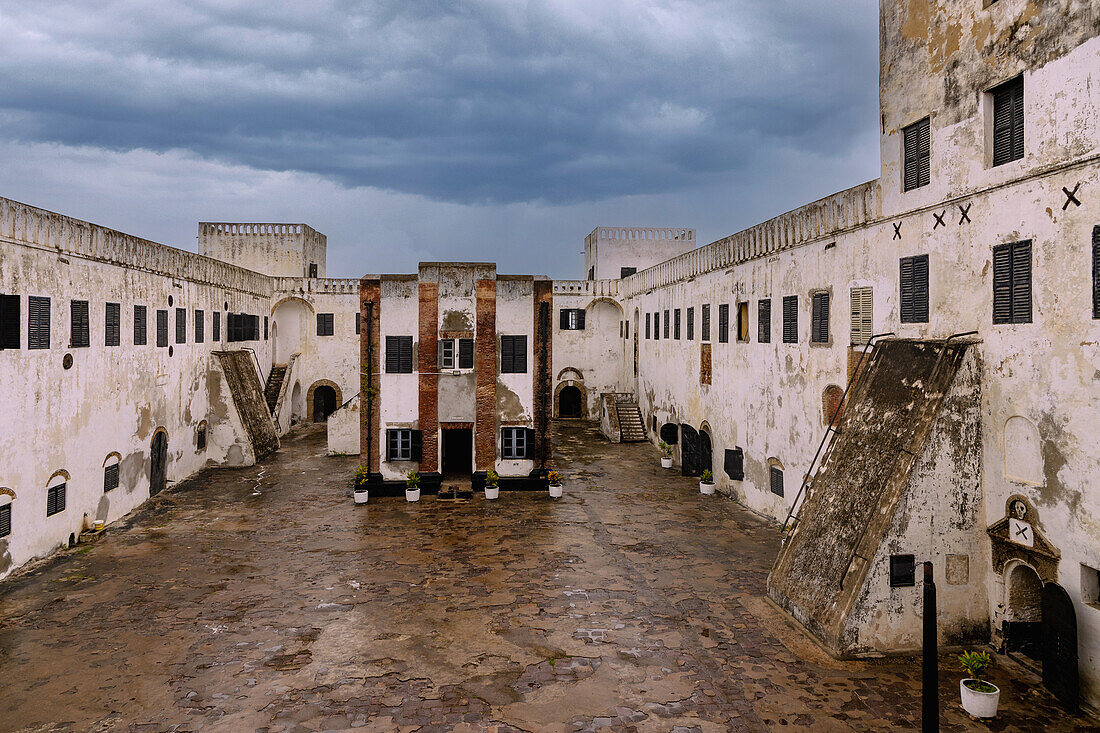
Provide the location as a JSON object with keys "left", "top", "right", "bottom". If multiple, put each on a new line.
{"left": 355, "top": 313, "right": 361, "bottom": 334}
{"left": 500, "top": 336, "right": 513, "bottom": 373}
{"left": 992, "top": 76, "right": 1023, "bottom": 167}
{"left": 195, "top": 310, "right": 205, "bottom": 343}
{"left": 157, "top": 309, "right": 169, "bottom": 347}
{"left": 514, "top": 336, "right": 527, "bottom": 373}
{"left": 1011, "top": 240, "right": 1032, "bottom": 323}
{"left": 459, "top": 338, "right": 474, "bottom": 369}
{"left": 0, "top": 294, "right": 19, "bottom": 349}
{"left": 663, "top": 310, "right": 669, "bottom": 339}
{"left": 811, "top": 292, "right": 830, "bottom": 343}
{"left": 212, "top": 311, "right": 220, "bottom": 341}
{"left": 70, "top": 300, "right": 90, "bottom": 348}
{"left": 900, "top": 255, "right": 929, "bottom": 323}
{"left": 175, "top": 308, "right": 186, "bottom": 343}
{"left": 0, "top": 504, "right": 9, "bottom": 538}
{"left": 674, "top": 309, "right": 681, "bottom": 339}
{"left": 1092, "top": 226, "right": 1100, "bottom": 320}
{"left": 654, "top": 312, "right": 660, "bottom": 340}
{"left": 104, "top": 463, "right": 119, "bottom": 491}
{"left": 724, "top": 448, "right": 744, "bottom": 481}
{"left": 560, "top": 309, "right": 569, "bottom": 330}
{"left": 687, "top": 307, "right": 694, "bottom": 340}
{"left": 701, "top": 304, "right": 710, "bottom": 341}
{"left": 28, "top": 296, "right": 50, "bottom": 350}
{"left": 263, "top": 315, "right": 268, "bottom": 340}
{"left": 410, "top": 430, "right": 423, "bottom": 460}
{"left": 105, "top": 302, "right": 120, "bottom": 346}
{"left": 525, "top": 428, "right": 536, "bottom": 460}
{"left": 576, "top": 309, "right": 585, "bottom": 330}
{"left": 992, "top": 243, "right": 1013, "bottom": 324}
{"left": 385, "top": 429, "right": 396, "bottom": 460}
{"left": 134, "top": 305, "right": 147, "bottom": 345}
{"left": 645, "top": 313, "right": 651, "bottom": 339}
{"left": 769, "top": 467, "right": 784, "bottom": 497}
{"left": 782, "top": 296, "right": 797, "bottom": 343}
{"left": 758, "top": 299, "right": 771, "bottom": 343}
{"left": 401, "top": 337, "right": 412, "bottom": 372}
{"left": 718, "top": 304, "right": 729, "bottom": 343}
{"left": 903, "top": 117, "right": 930, "bottom": 191}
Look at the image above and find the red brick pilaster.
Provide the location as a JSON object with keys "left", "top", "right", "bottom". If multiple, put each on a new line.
{"left": 533, "top": 281, "right": 554, "bottom": 470}
{"left": 418, "top": 281, "right": 439, "bottom": 473}
{"left": 360, "top": 279, "right": 381, "bottom": 473}
{"left": 475, "top": 279, "right": 497, "bottom": 471}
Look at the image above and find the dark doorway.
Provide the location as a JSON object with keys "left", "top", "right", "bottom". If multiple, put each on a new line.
{"left": 680, "top": 424, "right": 699, "bottom": 477}
{"left": 150, "top": 431, "right": 168, "bottom": 496}
{"left": 699, "top": 429, "right": 713, "bottom": 477}
{"left": 559, "top": 386, "right": 582, "bottom": 418}
{"left": 1042, "top": 582, "right": 1079, "bottom": 713}
{"left": 313, "top": 385, "right": 338, "bottom": 423}
{"left": 659, "top": 423, "right": 679, "bottom": 446}
{"left": 1004, "top": 564, "right": 1043, "bottom": 662}
{"left": 442, "top": 428, "right": 473, "bottom": 479}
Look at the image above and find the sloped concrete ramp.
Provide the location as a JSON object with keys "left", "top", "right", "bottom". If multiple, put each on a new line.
{"left": 768, "top": 339, "right": 971, "bottom": 655}
{"left": 214, "top": 350, "right": 279, "bottom": 461}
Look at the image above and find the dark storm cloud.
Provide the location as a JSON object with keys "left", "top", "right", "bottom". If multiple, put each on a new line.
{"left": 0, "top": 0, "right": 877, "bottom": 206}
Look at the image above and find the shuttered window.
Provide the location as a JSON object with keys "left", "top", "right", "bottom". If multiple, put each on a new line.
{"left": 317, "top": 313, "right": 335, "bottom": 336}
{"left": 992, "top": 240, "right": 1032, "bottom": 324}
{"left": 156, "top": 309, "right": 169, "bottom": 347}
{"left": 782, "top": 296, "right": 797, "bottom": 343}
{"left": 663, "top": 310, "right": 670, "bottom": 339}
{"left": 890, "top": 555, "right": 916, "bottom": 587}
{"left": 500, "top": 335, "right": 527, "bottom": 373}
{"left": 197, "top": 426, "right": 207, "bottom": 450}
{"left": 355, "top": 313, "right": 361, "bottom": 334}
{"left": 991, "top": 75, "right": 1024, "bottom": 167}
{"left": 385, "top": 336, "right": 414, "bottom": 373}
{"left": 758, "top": 300, "right": 771, "bottom": 343}
{"left": 501, "top": 427, "right": 529, "bottom": 459}
{"left": 1093, "top": 226, "right": 1100, "bottom": 320}
{"left": 769, "top": 467, "right": 784, "bottom": 497}
{"left": 438, "top": 339, "right": 456, "bottom": 369}
{"left": 559, "top": 309, "right": 585, "bottom": 330}
{"left": 195, "top": 310, "right": 204, "bottom": 343}
{"left": 687, "top": 308, "right": 694, "bottom": 340}
{"left": 46, "top": 482, "right": 66, "bottom": 516}
{"left": 850, "top": 287, "right": 873, "bottom": 345}
{"left": 459, "top": 338, "right": 474, "bottom": 369}
{"left": 672, "top": 309, "right": 680, "bottom": 340}
{"left": 0, "top": 503, "right": 9, "bottom": 538}
{"left": 902, "top": 117, "right": 931, "bottom": 191}
{"left": 104, "top": 463, "right": 119, "bottom": 492}
{"left": 701, "top": 304, "right": 710, "bottom": 342}
{"left": 175, "top": 308, "right": 186, "bottom": 344}
{"left": 263, "top": 316, "right": 268, "bottom": 340}
{"left": 386, "top": 428, "right": 421, "bottom": 461}
{"left": 654, "top": 312, "right": 660, "bottom": 340}
{"left": 28, "top": 296, "right": 50, "bottom": 350}
{"left": 737, "top": 303, "right": 749, "bottom": 342}
{"left": 134, "top": 305, "right": 147, "bottom": 345}
{"left": 900, "top": 254, "right": 930, "bottom": 323}
{"left": 811, "top": 292, "right": 830, "bottom": 344}
{"left": 70, "top": 300, "right": 90, "bottom": 348}
{"left": 105, "top": 302, "right": 120, "bottom": 346}
{"left": 212, "top": 311, "right": 220, "bottom": 341}
{"left": 645, "top": 313, "right": 651, "bottom": 339}
{"left": 620, "top": 267, "right": 637, "bottom": 278}
{"left": 718, "top": 304, "right": 729, "bottom": 343}
{"left": 0, "top": 294, "right": 19, "bottom": 349}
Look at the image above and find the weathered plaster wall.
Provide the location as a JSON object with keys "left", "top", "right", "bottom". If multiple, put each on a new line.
{"left": 377, "top": 277, "right": 419, "bottom": 481}
{"left": 551, "top": 280, "right": 629, "bottom": 419}
{"left": 584, "top": 227, "right": 696, "bottom": 280}
{"left": 496, "top": 276, "right": 536, "bottom": 477}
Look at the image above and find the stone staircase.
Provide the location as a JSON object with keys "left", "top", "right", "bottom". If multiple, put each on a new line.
{"left": 614, "top": 397, "right": 647, "bottom": 442}
{"left": 264, "top": 364, "right": 288, "bottom": 414}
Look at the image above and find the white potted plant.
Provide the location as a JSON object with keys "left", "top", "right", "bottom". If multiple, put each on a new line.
{"left": 658, "top": 441, "right": 674, "bottom": 469}
{"left": 405, "top": 470, "right": 421, "bottom": 503}
{"left": 547, "top": 470, "right": 563, "bottom": 498}
{"left": 699, "top": 469, "right": 715, "bottom": 495}
{"left": 484, "top": 469, "right": 500, "bottom": 500}
{"left": 959, "top": 650, "right": 1000, "bottom": 719}
{"left": 353, "top": 465, "right": 370, "bottom": 504}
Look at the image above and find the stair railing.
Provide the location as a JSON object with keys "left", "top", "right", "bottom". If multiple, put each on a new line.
{"left": 781, "top": 331, "right": 895, "bottom": 533}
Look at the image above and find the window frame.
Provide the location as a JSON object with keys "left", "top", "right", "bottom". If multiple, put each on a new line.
{"left": 156, "top": 309, "right": 169, "bottom": 347}
{"left": 194, "top": 309, "right": 205, "bottom": 344}
{"left": 500, "top": 335, "right": 528, "bottom": 374}
{"left": 134, "top": 304, "right": 147, "bottom": 346}
{"left": 810, "top": 291, "right": 831, "bottom": 345}
{"left": 769, "top": 466, "right": 784, "bottom": 497}
{"left": 103, "top": 462, "right": 120, "bottom": 492}
{"left": 28, "top": 296, "right": 50, "bottom": 350}
{"left": 46, "top": 482, "right": 66, "bottom": 517}
{"left": 70, "top": 300, "right": 90, "bottom": 348}
{"left": 902, "top": 116, "right": 931, "bottom": 191}
{"left": 317, "top": 312, "right": 335, "bottom": 337}
{"left": 781, "top": 296, "right": 798, "bottom": 344}
{"left": 900, "top": 254, "right": 930, "bottom": 324}
{"left": 387, "top": 428, "right": 414, "bottom": 461}
{"left": 758, "top": 299, "right": 772, "bottom": 344}
{"left": 385, "top": 336, "right": 414, "bottom": 373}
{"left": 175, "top": 307, "right": 186, "bottom": 344}
{"left": 686, "top": 306, "right": 694, "bottom": 341}
{"left": 718, "top": 304, "right": 729, "bottom": 343}
{"left": 990, "top": 75, "right": 1024, "bottom": 167}
{"left": 439, "top": 338, "right": 456, "bottom": 370}
{"left": 501, "top": 427, "right": 528, "bottom": 460}
{"left": 0, "top": 502, "right": 10, "bottom": 538}
{"left": 0, "top": 294, "right": 19, "bottom": 350}
{"left": 736, "top": 302, "right": 750, "bottom": 343}
{"left": 992, "top": 240, "right": 1032, "bottom": 325}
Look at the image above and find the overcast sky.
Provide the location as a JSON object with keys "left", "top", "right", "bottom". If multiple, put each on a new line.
{"left": 0, "top": 1, "right": 879, "bottom": 279}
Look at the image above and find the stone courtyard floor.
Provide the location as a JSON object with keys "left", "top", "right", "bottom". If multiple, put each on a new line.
{"left": 0, "top": 423, "right": 1095, "bottom": 732}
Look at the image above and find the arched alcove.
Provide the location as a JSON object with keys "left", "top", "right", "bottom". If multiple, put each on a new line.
{"left": 1004, "top": 415, "right": 1043, "bottom": 485}
{"left": 271, "top": 297, "right": 314, "bottom": 364}
{"left": 307, "top": 380, "right": 342, "bottom": 423}
{"left": 823, "top": 384, "right": 845, "bottom": 426}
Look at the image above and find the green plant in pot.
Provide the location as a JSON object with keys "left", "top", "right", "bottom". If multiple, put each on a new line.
{"left": 405, "top": 470, "right": 421, "bottom": 503}
{"left": 958, "top": 650, "right": 1000, "bottom": 718}
{"left": 353, "top": 465, "right": 370, "bottom": 504}
{"left": 547, "top": 469, "right": 563, "bottom": 498}
{"left": 658, "top": 441, "right": 674, "bottom": 468}
{"left": 699, "top": 469, "right": 715, "bottom": 495}
{"left": 484, "top": 469, "right": 500, "bottom": 500}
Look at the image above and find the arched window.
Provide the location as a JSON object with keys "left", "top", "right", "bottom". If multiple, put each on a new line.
{"left": 823, "top": 385, "right": 845, "bottom": 426}
{"left": 0, "top": 488, "right": 14, "bottom": 538}
{"left": 1004, "top": 416, "right": 1043, "bottom": 485}
{"left": 768, "top": 459, "right": 784, "bottom": 497}
{"left": 103, "top": 453, "right": 121, "bottom": 492}
{"left": 46, "top": 471, "right": 67, "bottom": 517}
{"left": 197, "top": 420, "right": 208, "bottom": 451}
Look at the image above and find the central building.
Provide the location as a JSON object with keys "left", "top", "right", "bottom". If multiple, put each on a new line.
{"left": 358, "top": 263, "right": 554, "bottom": 493}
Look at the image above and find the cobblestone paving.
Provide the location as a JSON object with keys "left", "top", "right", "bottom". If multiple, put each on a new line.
{"left": 0, "top": 423, "right": 1095, "bottom": 732}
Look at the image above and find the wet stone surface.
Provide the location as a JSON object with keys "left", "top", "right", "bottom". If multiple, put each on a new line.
{"left": 0, "top": 423, "right": 1094, "bottom": 732}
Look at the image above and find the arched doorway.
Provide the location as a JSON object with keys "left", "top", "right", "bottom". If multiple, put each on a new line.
{"left": 313, "top": 386, "right": 337, "bottom": 423}
{"left": 559, "top": 386, "right": 582, "bottom": 418}
{"left": 150, "top": 430, "right": 168, "bottom": 496}
{"left": 1004, "top": 563, "right": 1043, "bottom": 661}
{"left": 698, "top": 428, "right": 713, "bottom": 478}
{"left": 680, "top": 424, "right": 700, "bottom": 477}
{"left": 270, "top": 322, "right": 278, "bottom": 367}
{"left": 1042, "top": 583, "right": 1079, "bottom": 712}
{"left": 291, "top": 381, "right": 303, "bottom": 423}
